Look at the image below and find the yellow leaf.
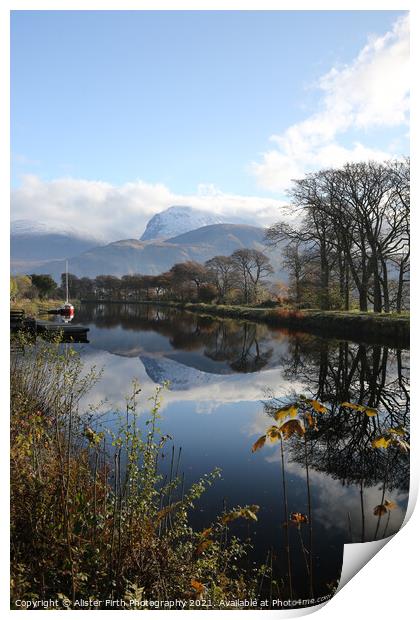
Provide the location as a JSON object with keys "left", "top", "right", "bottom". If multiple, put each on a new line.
{"left": 222, "top": 505, "right": 259, "bottom": 524}
{"left": 384, "top": 500, "right": 397, "bottom": 510}
{"left": 252, "top": 435, "right": 266, "bottom": 453}
{"left": 388, "top": 426, "right": 407, "bottom": 436}
{"left": 372, "top": 436, "right": 391, "bottom": 449}
{"left": 279, "top": 419, "right": 305, "bottom": 440}
{"left": 266, "top": 426, "right": 282, "bottom": 442}
{"left": 191, "top": 580, "right": 205, "bottom": 593}
{"left": 373, "top": 505, "right": 387, "bottom": 516}
{"left": 308, "top": 399, "right": 328, "bottom": 414}
{"left": 221, "top": 510, "right": 241, "bottom": 524}
{"left": 274, "top": 403, "right": 298, "bottom": 421}
{"left": 304, "top": 412, "right": 317, "bottom": 429}
{"left": 341, "top": 402, "right": 364, "bottom": 411}
{"left": 364, "top": 407, "right": 378, "bottom": 417}
{"left": 240, "top": 506, "right": 259, "bottom": 521}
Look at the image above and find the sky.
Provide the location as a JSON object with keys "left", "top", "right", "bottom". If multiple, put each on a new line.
{"left": 10, "top": 10, "right": 410, "bottom": 240}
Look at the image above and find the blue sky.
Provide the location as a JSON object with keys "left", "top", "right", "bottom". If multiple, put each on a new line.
{"left": 11, "top": 10, "right": 409, "bottom": 240}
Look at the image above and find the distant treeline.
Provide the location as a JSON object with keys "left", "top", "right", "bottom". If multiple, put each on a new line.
{"left": 10, "top": 273, "right": 61, "bottom": 302}
{"left": 52, "top": 249, "right": 276, "bottom": 305}
{"left": 266, "top": 159, "right": 409, "bottom": 313}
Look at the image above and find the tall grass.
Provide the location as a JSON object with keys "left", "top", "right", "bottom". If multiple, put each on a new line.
{"left": 10, "top": 336, "right": 260, "bottom": 609}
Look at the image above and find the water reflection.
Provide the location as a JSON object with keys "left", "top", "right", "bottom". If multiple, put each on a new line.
{"left": 265, "top": 338, "right": 409, "bottom": 491}
{"left": 78, "top": 303, "right": 277, "bottom": 375}
{"left": 76, "top": 303, "right": 409, "bottom": 599}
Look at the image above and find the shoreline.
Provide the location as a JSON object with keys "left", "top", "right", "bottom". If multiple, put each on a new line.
{"left": 80, "top": 300, "right": 410, "bottom": 348}
{"left": 10, "top": 298, "right": 81, "bottom": 318}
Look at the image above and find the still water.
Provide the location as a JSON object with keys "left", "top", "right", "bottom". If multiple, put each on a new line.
{"left": 75, "top": 303, "right": 410, "bottom": 598}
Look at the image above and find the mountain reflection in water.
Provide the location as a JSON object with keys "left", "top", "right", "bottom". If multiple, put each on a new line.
{"left": 76, "top": 303, "right": 410, "bottom": 599}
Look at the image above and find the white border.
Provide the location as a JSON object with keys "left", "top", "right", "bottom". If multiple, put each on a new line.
{"left": 2, "top": 1, "right": 418, "bottom": 618}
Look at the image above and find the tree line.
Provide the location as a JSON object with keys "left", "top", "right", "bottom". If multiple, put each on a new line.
{"left": 50, "top": 248, "right": 274, "bottom": 305}
{"left": 11, "top": 158, "right": 409, "bottom": 313}
{"left": 266, "top": 159, "right": 409, "bottom": 313}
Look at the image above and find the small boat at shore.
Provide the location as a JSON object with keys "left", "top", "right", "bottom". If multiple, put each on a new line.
{"left": 48, "top": 260, "right": 75, "bottom": 319}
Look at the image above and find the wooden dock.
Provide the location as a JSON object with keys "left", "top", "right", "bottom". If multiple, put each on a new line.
{"left": 11, "top": 310, "right": 89, "bottom": 343}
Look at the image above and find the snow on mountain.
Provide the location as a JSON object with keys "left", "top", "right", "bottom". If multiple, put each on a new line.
{"left": 140, "top": 206, "right": 226, "bottom": 241}
{"left": 11, "top": 219, "right": 100, "bottom": 240}
{"left": 10, "top": 219, "right": 104, "bottom": 265}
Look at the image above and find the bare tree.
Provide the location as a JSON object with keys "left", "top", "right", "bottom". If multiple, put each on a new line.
{"left": 266, "top": 159, "right": 410, "bottom": 313}
{"left": 205, "top": 255, "right": 238, "bottom": 302}
{"left": 231, "top": 249, "right": 273, "bottom": 304}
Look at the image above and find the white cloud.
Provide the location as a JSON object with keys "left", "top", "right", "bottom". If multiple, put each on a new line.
{"left": 251, "top": 15, "right": 409, "bottom": 193}
{"left": 11, "top": 174, "right": 284, "bottom": 241}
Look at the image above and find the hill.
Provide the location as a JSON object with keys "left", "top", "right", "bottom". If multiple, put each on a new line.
{"left": 25, "top": 223, "right": 285, "bottom": 280}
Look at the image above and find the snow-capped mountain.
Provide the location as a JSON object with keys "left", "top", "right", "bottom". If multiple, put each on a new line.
{"left": 140, "top": 205, "right": 226, "bottom": 241}
{"left": 11, "top": 219, "right": 99, "bottom": 239}
{"left": 28, "top": 223, "right": 286, "bottom": 280}
{"left": 10, "top": 219, "right": 103, "bottom": 265}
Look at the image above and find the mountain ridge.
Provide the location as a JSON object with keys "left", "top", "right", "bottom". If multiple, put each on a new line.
{"left": 16, "top": 222, "right": 284, "bottom": 280}
{"left": 140, "top": 205, "right": 226, "bottom": 241}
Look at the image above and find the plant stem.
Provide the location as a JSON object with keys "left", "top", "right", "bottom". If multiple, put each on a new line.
{"left": 280, "top": 435, "right": 293, "bottom": 599}
{"left": 304, "top": 434, "right": 314, "bottom": 599}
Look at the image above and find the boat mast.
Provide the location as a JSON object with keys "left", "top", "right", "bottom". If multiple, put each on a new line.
{"left": 65, "top": 260, "right": 69, "bottom": 304}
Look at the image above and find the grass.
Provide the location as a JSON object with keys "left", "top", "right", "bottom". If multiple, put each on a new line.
{"left": 124, "top": 301, "right": 409, "bottom": 346}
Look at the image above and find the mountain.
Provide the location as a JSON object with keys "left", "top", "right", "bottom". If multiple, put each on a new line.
{"left": 11, "top": 219, "right": 103, "bottom": 273}
{"left": 140, "top": 205, "right": 226, "bottom": 241}
{"left": 26, "top": 223, "right": 285, "bottom": 280}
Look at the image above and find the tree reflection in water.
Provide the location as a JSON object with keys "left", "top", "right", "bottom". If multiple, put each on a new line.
{"left": 78, "top": 303, "right": 275, "bottom": 373}
{"left": 262, "top": 336, "right": 409, "bottom": 545}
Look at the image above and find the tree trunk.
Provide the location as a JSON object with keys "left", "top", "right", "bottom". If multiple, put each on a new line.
{"left": 344, "top": 263, "right": 350, "bottom": 311}
{"left": 396, "top": 258, "right": 406, "bottom": 313}
{"left": 319, "top": 243, "right": 330, "bottom": 310}
{"left": 380, "top": 258, "right": 390, "bottom": 313}
{"left": 359, "top": 285, "right": 368, "bottom": 312}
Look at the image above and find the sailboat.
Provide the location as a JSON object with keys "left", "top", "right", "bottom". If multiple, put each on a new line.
{"left": 59, "top": 260, "right": 75, "bottom": 319}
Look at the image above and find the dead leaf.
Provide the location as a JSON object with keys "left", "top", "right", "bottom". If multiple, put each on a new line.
{"left": 290, "top": 512, "right": 308, "bottom": 524}
{"left": 279, "top": 419, "right": 305, "bottom": 440}
{"left": 304, "top": 412, "right": 318, "bottom": 430}
{"left": 252, "top": 435, "right": 266, "bottom": 453}
{"left": 266, "top": 426, "right": 282, "bottom": 442}
{"left": 308, "top": 399, "right": 328, "bottom": 414}
{"left": 374, "top": 505, "right": 387, "bottom": 516}
{"left": 191, "top": 579, "right": 205, "bottom": 593}
{"left": 196, "top": 540, "right": 212, "bottom": 555}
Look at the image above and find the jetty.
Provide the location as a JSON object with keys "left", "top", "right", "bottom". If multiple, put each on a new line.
{"left": 10, "top": 310, "right": 89, "bottom": 343}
